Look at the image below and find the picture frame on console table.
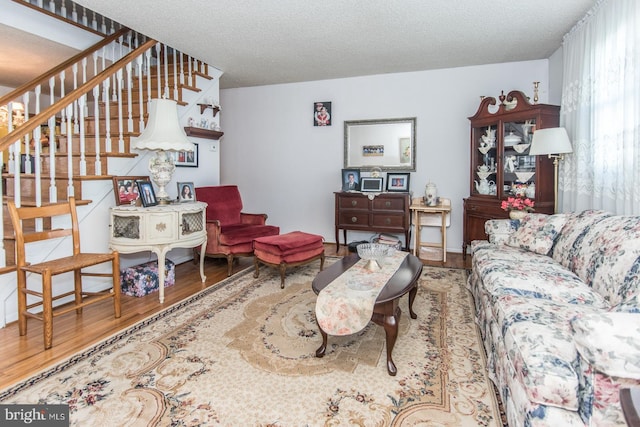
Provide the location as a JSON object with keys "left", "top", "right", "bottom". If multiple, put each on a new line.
{"left": 137, "top": 180, "right": 158, "bottom": 207}
{"left": 177, "top": 182, "right": 196, "bottom": 202}
{"left": 342, "top": 168, "right": 361, "bottom": 191}
{"left": 386, "top": 173, "right": 410, "bottom": 192}
{"left": 172, "top": 143, "right": 198, "bottom": 168}
{"left": 112, "top": 176, "right": 147, "bottom": 206}
{"left": 360, "top": 177, "right": 384, "bottom": 192}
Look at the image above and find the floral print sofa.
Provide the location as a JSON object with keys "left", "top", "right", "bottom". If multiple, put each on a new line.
{"left": 468, "top": 210, "right": 640, "bottom": 426}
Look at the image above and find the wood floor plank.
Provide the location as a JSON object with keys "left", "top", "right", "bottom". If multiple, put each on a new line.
{"left": 0, "top": 245, "right": 469, "bottom": 390}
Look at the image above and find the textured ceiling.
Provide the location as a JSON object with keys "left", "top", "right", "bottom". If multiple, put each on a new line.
{"left": 5, "top": 0, "right": 597, "bottom": 90}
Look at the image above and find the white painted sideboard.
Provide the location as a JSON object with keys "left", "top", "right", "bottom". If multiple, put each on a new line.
{"left": 109, "top": 201, "right": 207, "bottom": 303}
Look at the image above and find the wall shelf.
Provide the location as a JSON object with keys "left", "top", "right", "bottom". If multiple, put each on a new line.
{"left": 184, "top": 127, "right": 224, "bottom": 140}
{"left": 197, "top": 103, "right": 220, "bottom": 117}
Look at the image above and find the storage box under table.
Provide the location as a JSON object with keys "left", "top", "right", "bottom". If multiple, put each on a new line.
{"left": 120, "top": 259, "right": 175, "bottom": 297}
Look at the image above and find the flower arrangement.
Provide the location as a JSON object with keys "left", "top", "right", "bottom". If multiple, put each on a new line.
{"left": 501, "top": 196, "right": 535, "bottom": 212}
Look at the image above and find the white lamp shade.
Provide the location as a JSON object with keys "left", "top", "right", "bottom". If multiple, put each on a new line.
{"left": 529, "top": 127, "right": 573, "bottom": 156}
{"left": 131, "top": 98, "right": 195, "bottom": 152}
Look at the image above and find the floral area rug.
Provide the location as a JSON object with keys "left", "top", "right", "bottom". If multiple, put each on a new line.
{"left": 0, "top": 259, "right": 503, "bottom": 426}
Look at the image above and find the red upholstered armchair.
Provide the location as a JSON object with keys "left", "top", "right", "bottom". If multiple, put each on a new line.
{"left": 195, "top": 185, "right": 279, "bottom": 276}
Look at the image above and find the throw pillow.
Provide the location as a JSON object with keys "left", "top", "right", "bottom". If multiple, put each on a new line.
{"left": 507, "top": 213, "right": 569, "bottom": 256}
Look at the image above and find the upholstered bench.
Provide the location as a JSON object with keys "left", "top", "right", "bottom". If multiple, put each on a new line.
{"left": 253, "top": 231, "right": 325, "bottom": 288}
{"left": 120, "top": 259, "right": 175, "bottom": 297}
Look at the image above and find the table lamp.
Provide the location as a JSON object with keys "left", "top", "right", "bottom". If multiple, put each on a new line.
{"left": 131, "top": 98, "right": 195, "bottom": 204}
{"left": 529, "top": 127, "right": 573, "bottom": 213}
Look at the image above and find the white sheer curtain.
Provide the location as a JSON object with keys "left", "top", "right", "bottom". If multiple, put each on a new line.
{"left": 560, "top": 0, "right": 640, "bottom": 214}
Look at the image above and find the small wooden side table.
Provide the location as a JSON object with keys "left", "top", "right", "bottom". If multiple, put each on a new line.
{"left": 410, "top": 198, "right": 451, "bottom": 262}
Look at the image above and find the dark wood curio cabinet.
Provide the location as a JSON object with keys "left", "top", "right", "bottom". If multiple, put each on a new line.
{"left": 462, "top": 90, "right": 560, "bottom": 257}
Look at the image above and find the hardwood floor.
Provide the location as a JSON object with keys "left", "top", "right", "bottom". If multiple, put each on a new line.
{"left": 0, "top": 244, "right": 470, "bottom": 390}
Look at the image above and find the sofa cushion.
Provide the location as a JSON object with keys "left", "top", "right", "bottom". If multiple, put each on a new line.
{"left": 551, "top": 210, "right": 611, "bottom": 274}
{"left": 573, "top": 215, "right": 640, "bottom": 307}
{"left": 484, "top": 218, "right": 520, "bottom": 245}
{"left": 506, "top": 213, "right": 569, "bottom": 256}
{"left": 612, "top": 292, "right": 640, "bottom": 313}
{"left": 475, "top": 256, "right": 609, "bottom": 309}
{"left": 571, "top": 312, "right": 640, "bottom": 379}
{"left": 472, "top": 240, "right": 558, "bottom": 265}
{"left": 493, "top": 295, "right": 598, "bottom": 410}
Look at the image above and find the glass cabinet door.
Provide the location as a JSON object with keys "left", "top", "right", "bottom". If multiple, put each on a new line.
{"left": 471, "top": 124, "right": 498, "bottom": 197}
{"left": 502, "top": 119, "right": 537, "bottom": 199}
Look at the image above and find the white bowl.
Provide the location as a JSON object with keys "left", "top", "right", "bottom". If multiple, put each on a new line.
{"left": 513, "top": 143, "right": 531, "bottom": 154}
{"left": 504, "top": 132, "right": 522, "bottom": 146}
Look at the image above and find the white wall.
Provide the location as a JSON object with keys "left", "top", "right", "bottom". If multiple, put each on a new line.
{"left": 220, "top": 60, "right": 552, "bottom": 253}
{"left": 548, "top": 47, "right": 564, "bottom": 106}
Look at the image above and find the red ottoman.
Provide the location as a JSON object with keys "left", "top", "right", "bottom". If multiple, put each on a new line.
{"left": 253, "top": 231, "right": 325, "bottom": 288}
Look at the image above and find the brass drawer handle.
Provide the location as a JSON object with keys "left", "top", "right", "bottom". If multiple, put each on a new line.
{"left": 351, "top": 216, "right": 358, "bottom": 223}
{"left": 385, "top": 201, "right": 391, "bottom": 207}
{"left": 385, "top": 218, "right": 391, "bottom": 225}
{"left": 351, "top": 200, "right": 357, "bottom": 207}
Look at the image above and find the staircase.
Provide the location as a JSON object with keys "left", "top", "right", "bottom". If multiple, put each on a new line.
{"left": 0, "top": 0, "right": 222, "bottom": 327}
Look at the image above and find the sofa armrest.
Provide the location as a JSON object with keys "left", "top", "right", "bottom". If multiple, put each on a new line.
{"left": 240, "top": 212, "right": 268, "bottom": 225}
{"left": 484, "top": 219, "right": 519, "bottom": 244}
{"left": 571, "top": 312, "right": 640, "bottom": 379}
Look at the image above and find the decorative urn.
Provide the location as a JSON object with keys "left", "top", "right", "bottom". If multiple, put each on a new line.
{"left": 425, "top": 182, "right": 438, "bottom": 206}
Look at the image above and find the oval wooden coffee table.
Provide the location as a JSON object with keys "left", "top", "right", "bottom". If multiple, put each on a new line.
{"left": 312, "top": 252, "right": 423, "bottom": 376}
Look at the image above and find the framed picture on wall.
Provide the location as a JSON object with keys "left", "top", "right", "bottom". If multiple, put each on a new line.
{"left": 172, "top": 143, "right": 198, "bottom": 167}
{"left": 314, "top": 101, "right": 331, "bottom": 126}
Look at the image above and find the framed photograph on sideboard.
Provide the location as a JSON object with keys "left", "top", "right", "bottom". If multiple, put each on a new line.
{"left": 386, "top": 173, "right": 410, "bottom": 192}
{"left": 136, "top": 180, "right": 158, "bottom": 207}
{"left": 360, "top": 177, "right": 384, "bottom": 192}
{"left": 112, "top": 176, "right": 148, "bottom": 205}
{"left": 341, "top": 168, "right": 360, "bottom": 191}
{"left": 177, "top": 182, "right": 196, "bottom": 202}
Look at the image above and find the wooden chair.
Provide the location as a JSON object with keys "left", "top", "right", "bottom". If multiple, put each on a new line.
{"left": 7, "top": 197, "right": 121, "bottom": 349}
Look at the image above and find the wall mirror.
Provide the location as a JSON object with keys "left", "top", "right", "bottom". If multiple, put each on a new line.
{"left": 344, "top": 117, "right": 416, "bottom": 172}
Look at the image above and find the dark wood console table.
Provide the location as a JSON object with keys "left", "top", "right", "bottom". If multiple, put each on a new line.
{"left": 334, "top": 191, "right": 410, "bottom": 251}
